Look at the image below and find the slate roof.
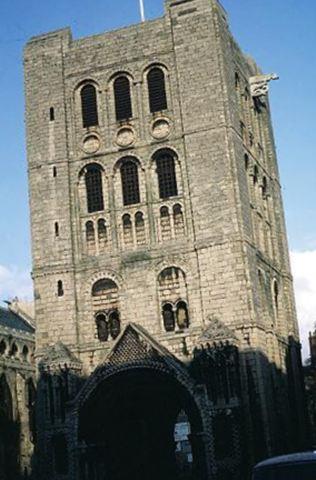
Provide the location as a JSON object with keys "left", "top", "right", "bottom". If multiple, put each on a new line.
{"left": 0, "top": 306, "right": 35, "bottom": 335}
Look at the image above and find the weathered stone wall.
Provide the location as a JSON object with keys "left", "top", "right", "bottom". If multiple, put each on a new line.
{"left": 24, "top": 0, "right": 305, "bottom": 477}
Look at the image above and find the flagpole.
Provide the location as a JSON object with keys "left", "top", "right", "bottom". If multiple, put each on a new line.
{"left": 139, "top": 0, "right": 145, "bottom": 22}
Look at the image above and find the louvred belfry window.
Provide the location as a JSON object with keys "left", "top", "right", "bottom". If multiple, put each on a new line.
{"left": 85, "top": 165, "right": 104, "bottom": 213}
{"left": 120, "top": 159, "right": 140, "bottom": 206}
{"left": 156, "top": 151, "right": 178, "bottom": 199}
{"left": 147, "top": 67, "right": 168, "bottom": 113}
{"left": 81, "top": 84, "right": 98, "bottom": 128}
{"left": 114, "top": 76, "right": 132, "bottom": 121}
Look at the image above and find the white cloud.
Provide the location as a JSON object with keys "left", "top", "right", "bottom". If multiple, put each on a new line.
{"left": 0, "top": 264, "right": 33, "bottom": 303}
{"left": 290, "top": 250, "right": 316, "bottom": 361}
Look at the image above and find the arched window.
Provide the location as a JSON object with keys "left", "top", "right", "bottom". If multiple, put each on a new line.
{"left": 162, "top": 303, "right": 175, "bottom": 332}
{"left": 160, "top": 206, "right": 172, "bottom": 242}
{"left": 120, "top": 159, "right": 140, "bottom": 206}
{"left": 135, "top": 212, "right": 146, "bottom": 245}
{"left": 81, "top": 84, "right": 98, "bottom": 128}
{"left": 86, "top": 221, "right": 95, "bottom": 242}
{"left": 109, "top": 310, "right": 121, "bottom": 339}
{"left": 97, "top": 219, "right": 108, "bottom": 251}
{"left": 114, "top": 76, "right": 132, "bottom": 121}
{"left": 92, "top": 280, "right": 120, "bottom": 342}
{"left": 122, "top": 213, "right": 133, "bottom": 246}
{"left": 85, "top": 164, "right": 104, "bottom": 213}
{"left": 9, "top": 343, "right": 18, "bottom": 357}
{"left": 147, "top": 67, "right": 168, "bottom": 113}
{"left": 155, "top": 150, "right": 178, "bottom": 199}
{"left": 96, "top": 313, "right": 109, "bottom": 342}
{"left": 22, "top": 345, "right": 29, "bottom": 362}
{"left": 176, "top": 301, "right": 189, "bottom": 330}
{"left": 92, "top": 278, "right": 117, "bottom": 296}
{"left": 158, "top": 267, "right": 190, "bottom": 331}
{"left": 0, "top": 340, "right": 6, "bottom": 355}
{"left": 173, "top": 204, "right": 185, "bottom": 237}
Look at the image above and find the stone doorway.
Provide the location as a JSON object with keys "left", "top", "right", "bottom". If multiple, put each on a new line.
{"left": 78, "top": 367, "right": 205, "bottom": 480}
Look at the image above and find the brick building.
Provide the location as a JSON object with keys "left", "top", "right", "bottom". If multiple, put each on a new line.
{"left": 0, "top": 300, "right": 36, "bottom": 480}
{"left": 24, "top": 0, "right": 308, "bottom": 479}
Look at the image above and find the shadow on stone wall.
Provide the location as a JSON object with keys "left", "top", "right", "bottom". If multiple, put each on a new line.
{"left": 28, "top": 332, "right": 310, "bottom": 480}
{"left": 0, "top": 375, "right": 22, "bottom": 480}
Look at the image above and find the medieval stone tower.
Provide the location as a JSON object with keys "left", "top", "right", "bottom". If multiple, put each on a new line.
{"left": 24, "top": 0, "right": 308, "bottom": 479}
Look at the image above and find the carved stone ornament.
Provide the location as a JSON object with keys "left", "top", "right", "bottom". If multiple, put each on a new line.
{"left": 249, "top": 73, "right": 279, "bottom": 97}
{"left": 82, "top": 135, "right": 101, "bottom": 154}
{"left": 116, "top": 127, "right": 135, "bottom": 147}
{"left": 151, "top": 118, "right": 170, "bottom": 140}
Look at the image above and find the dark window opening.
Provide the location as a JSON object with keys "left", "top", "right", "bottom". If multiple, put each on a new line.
{"left": 262, "top": 176, "right": 268, "bottom": 198}
{"left": 120, "top": 159, "right": 140, "bottom": 206}
{"left": 176, "top": 301, "right": 189, "bottom": 330}
{"left": 81, "top": 84, "right": 99, "bottom": 128}
{"left": 147, "top": 67, "right": 168, "bottom": 113}
{"left": 156, "top": 151, "right": 178, "bottom": 199}
{"left": 53, "top": 434, "right": 69, "bottom": 475}
{"left": 49, "top": 107, "right": 55, "bottom": 121}
{"left": 92, "top": 278, "right": 117, "bottom": 296}
{"left": 0, "top": 340, "right": 6, "bottom": 355}
{"left": 9, "top": 343, "right": 18, "bottom": 357}
{"left": 54, "top": 222, "right": 59, "bottom": 237}
{"left": 135, "top": 211, "right": 144, "bottom": 226}
{"left": 273, "top": 281, "right": 279, "bottom": 311}
{"left": 22, "top": 345, "right": 29, "bottom": 361}
{"left": 160, "top": 206, "right": 169, "bottom": 218}
{"left": 96, "top": 313, "right": 109, "bottom": 342}
{"left": 53, "top": 166, "right": 57, "bottom": 177}
{"left": 109, "top": 311, "right": 121, "bottom": 339}
{"left": 123, "top": 213, "right": 132, "bottom": 227}
{"left": 57, "top": 280, "right": 64, "bottom": 297}
{"left": 253, "top": 165, "right": 258, "bottom": 185}
{"left": 86, "top": 221, "right": 95, "bottom": 241}
{"left": 163, "top": 303, "right": 175, "bottom": 332}
{"left": 85, "top": 165, "right": 104, "bottom": 213}
{"left": 114, "top": 76, "right": 132, "bottom": 121}
{"left": 244, "top": 154, "right": 249, "bottom": 171}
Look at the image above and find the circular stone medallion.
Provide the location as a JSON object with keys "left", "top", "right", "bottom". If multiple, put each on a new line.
{"left": 151, "top": 119, "right": 170, "bottom": 140}
{"left": 116, "top": 127, "right": 135, "bottom": 148}
{"left": 83, "top": 135, "right": 100, "bottom": 154}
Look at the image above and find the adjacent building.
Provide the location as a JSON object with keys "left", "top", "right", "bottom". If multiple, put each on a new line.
{"left": 0, "top": 300, "right": 35, "bottom": 479}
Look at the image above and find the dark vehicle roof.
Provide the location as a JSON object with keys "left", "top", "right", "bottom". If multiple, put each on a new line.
{"left": 254, "top": 452, "right": 316, "bottom": 469}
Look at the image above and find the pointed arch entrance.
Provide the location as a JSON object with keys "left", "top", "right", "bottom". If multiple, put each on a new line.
{"left": 74, "top": 325, "right": 212, "bottom": 480}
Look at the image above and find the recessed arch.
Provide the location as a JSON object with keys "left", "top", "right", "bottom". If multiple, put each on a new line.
{"left": 153, "top": 148, "right": 178, "bottom": 199}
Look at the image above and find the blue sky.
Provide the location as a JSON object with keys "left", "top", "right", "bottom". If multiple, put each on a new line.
{"left": 0, "top": 0, "right": 315, "bottom": 355}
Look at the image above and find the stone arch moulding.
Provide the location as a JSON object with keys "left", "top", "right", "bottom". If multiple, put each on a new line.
{"left": 143, "top": 61, "right": 169, "bottom": 76}
{"left": 69, "top": 323, "right": 213, "bottom": 480}
{"left": 113, "top": 154, "right": 145, "bottom": 174}
{"left": 153, "top": 255, "right": 191, "bottom": 277}
{"left": 107, "top": 69, "right": 135, "bottom": 85}
{"left": 88, "top": 270, "right": 124, "bottom": 293}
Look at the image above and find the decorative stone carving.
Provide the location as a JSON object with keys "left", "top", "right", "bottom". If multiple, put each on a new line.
{"left": 249, "top": 73, "right": 279, "bottom": 97}
{"left": 116, "top": 127, "right": 135, "bottom": 147}
{"left": 151, "top": 118, "right": 170, "bottom": 139}
{"left": 82, "top": 134, "right": 100, "bottom": 154}
{"left": 197, "top": 316, "right": 238, "bottom": 346}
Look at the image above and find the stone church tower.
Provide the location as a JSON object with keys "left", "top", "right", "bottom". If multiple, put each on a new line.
{"left": 24, "top": 0, "right": 307, "bottom": 478}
